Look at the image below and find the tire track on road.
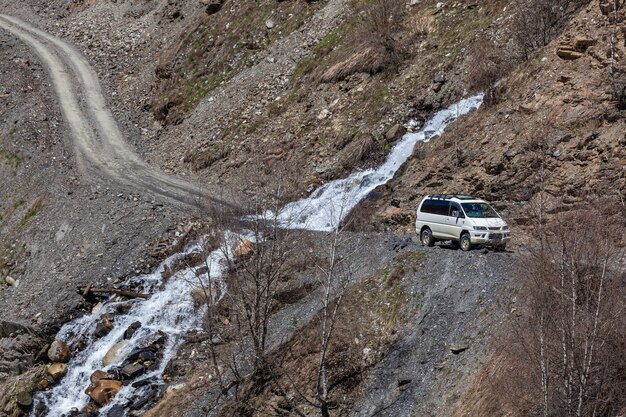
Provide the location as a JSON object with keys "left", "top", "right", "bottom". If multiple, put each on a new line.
{"left": 0, "top": 14, "right": 237, "bottom": 209}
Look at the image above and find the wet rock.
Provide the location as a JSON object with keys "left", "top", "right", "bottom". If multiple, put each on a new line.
{"left": 136, "top": 332, "right": 166, "bottom": 350}
{"left": 103, "top": 341, "right": 129, "bottom": 366}
{"left": 121, "top": 363, "right": 145, "bottom": 380}
{"left": 90, "top": 369, "right": 110, "bottom": 384}
{"left": 94, "top": 315, "right": 113, "bottom": 338}
{"left": 124, "top": 321, "right": 142, "bottom": 339}
{"left": 191, "top": 287, "right": 209, "bottom": 306}
{"left": 108, "top": 405, "right": 125, "bottom": 417}
{"left": 86, "top": 379, "right": 122, "bottom": 405}
{"left": 47, "top": 363, "right": 68, "bottom": 380}
{"left": 233, "top": 239, "right": 254, "bottom": 259}
{"left": 48, "top": 340, "right": 71, "bottom": 363}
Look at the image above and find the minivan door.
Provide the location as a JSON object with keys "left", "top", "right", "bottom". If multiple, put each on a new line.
{"left": 444, "top": 202, "right": 465, "bottom": 239}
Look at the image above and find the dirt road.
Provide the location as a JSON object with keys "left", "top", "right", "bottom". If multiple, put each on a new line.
{"left": 0, "top": 14, "right": 236, "bottom": 208}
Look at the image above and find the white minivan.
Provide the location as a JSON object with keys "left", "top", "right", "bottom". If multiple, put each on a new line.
{"left": 415, "top": 194, "right": 510, "bottom": 251}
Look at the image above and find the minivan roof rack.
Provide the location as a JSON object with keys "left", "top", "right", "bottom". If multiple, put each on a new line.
{"left": 429, "top": 194, "right": 476, "bottom": 200}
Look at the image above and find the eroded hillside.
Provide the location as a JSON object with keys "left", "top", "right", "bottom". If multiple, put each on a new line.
{"left": 0, "top": 0, "right": 625, "bottom": 416}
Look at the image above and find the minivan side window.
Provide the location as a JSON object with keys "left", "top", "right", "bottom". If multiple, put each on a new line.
{"left": 420, "top": 199, "right": 450, "bottom": 215}
{"left": 450, "top": 203, "right": 465, "bottom": 218}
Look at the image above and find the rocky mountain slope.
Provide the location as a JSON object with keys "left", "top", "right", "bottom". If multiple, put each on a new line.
{"left": 0, "top": 0, "right": 624, "bottom": 416}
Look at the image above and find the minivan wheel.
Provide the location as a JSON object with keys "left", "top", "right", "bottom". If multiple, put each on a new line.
{"left": 421, "top": 228, "right": 435, "bottom": 247}
{"left": 460, "top": 233, "right": 472, "bottom": 251}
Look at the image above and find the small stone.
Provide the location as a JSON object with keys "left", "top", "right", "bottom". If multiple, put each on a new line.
{"left": 265, "top": 19, "right": 275, "bottom": 29}
{"left": 317, "top": 108, "right": 332, "bottom": 120}
{"left": 434, "top": 73, "right": 446, "bottom": 84}
{"left": 47, "top": 363, "right": 68, "bottom": 380}
{"left": 450, "top": 344, "right": 469, "bottom": 354}
{"left": 48, "top": 340, "right": 71, "bottom": 363}
{"left": 4, "top": 276, "right": 16, "bottom": 286}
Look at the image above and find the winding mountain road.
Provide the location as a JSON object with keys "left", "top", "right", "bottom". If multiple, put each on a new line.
{"left": 0, "top": 14, "right": 236, "bottom": 208}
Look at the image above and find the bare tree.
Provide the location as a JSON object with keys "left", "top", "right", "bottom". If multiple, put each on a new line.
{"left": 510, "top": 208, "right": 626, "bottom": 417}
{"left": 468, "top": 34, "right": 505, "bottom": 106}
{"left": 510, "top": 0, "right": 584, "bottom": 61}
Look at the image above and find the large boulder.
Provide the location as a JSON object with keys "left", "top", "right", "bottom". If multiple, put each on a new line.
{"left": 102, "top": 341, "right": 129, "bottom": 366}
{"left": 47, "top": 340, "right": 71, "bottom": 363}
{"left": 86, "top": 379, "right": 122, "bottom": 405}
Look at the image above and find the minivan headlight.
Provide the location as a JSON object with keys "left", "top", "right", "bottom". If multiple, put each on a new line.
{"left": 502, "top": 225, "right": 509, "bottom": 230}
{"left": 473, "top": 226, "right": 487, "bottom": 231}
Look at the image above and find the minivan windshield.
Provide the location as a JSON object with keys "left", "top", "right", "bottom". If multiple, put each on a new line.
{"left": 461, "top": 202, "right": 499, "bottom": 218}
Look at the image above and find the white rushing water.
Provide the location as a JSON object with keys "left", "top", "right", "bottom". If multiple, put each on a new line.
{"left": 33, "top": 233, "right": 244, "bottom": 416}
{"left": 34, "top": 95, "right": 482, "bottom": 416}
{"left": 276, "top": 94, "right": 484, "bottom": 231}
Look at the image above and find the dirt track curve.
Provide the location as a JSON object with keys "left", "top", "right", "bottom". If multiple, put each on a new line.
{"left": 0, "top": 14, "right": 237, "bottom": 208}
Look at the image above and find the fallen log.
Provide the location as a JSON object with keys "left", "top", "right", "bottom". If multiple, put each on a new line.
{"left": 79, "top": 285, "right": 150, "bottom": 300}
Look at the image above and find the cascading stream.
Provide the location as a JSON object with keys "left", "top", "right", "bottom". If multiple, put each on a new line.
{"left": 32, "top": 94, "right": 483, "bottom": 416}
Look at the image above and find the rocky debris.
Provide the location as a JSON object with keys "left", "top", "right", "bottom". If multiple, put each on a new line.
{"left": 599, "top": 0, "right": 624, "bottom": 16}
{"left": 557, "top": 36, "right": 597, "bottom": 60}
{"left": 0, "top": 322, "right": 44, "bottom": 381}
{"left": 47, "top": 340, "right": 71, "bottom": 363}
{"left": 47, "top": 363, "right": 68, "bottom": 380}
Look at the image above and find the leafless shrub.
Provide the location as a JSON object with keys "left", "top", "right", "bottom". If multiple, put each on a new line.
{"left": 468, "top": 34, "right": 506, "bottom": 106}
{"left": 502, "top": 209, "right": 626, "bottom": 417}
{"left": 510, "top": 0, "right": 584, "bottom": 61}
{"left": 320, "top": 0, "right": 408, "bottom": 82}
